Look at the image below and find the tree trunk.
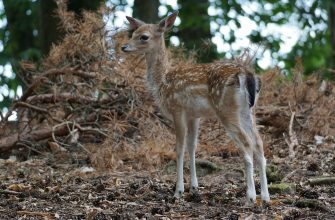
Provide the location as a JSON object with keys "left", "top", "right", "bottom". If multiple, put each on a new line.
{"left": 2, "top": 0, "right": 39, "bottom": 86}
{"left": 178, "top": 0, "right": 217, "bottom": 63}
{"left": 133, "top": 0, "right": 159, "bottom": 23}
{"left": 39, "top": 0, "right": 61, "bottom": 55}
{"left": 39, "top": 0, "right": 104, "bottom": 55}
{"left": 67, "top": 0, "right": 103, "bottom": 17}
{"left": 329, "top": 2, "right": 335, "bottom": 71}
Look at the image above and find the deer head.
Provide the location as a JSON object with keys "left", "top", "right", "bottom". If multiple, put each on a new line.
{"left": 121, "top": 11, "right": 178, "bottom": 54}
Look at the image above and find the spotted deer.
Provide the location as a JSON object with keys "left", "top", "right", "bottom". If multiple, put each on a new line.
{"left": 121, "top": 11, "right": 270, "bottom": 204}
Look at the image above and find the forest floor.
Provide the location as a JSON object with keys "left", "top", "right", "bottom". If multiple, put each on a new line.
{"left": 0, "top": 134, "right": 334, "bottom": 220}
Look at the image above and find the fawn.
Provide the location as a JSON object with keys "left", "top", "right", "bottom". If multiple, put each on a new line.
{"left": 121, "top": 11, "right": 270, "bottom": 204}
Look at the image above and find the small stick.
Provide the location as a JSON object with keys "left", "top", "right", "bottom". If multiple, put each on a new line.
{"left": 281, "top": 168, "right": 303, "bottom": 182}
{"left": 283, "top": 104, "right": 298, "bottom": 159}
{"left": 16, "top": 142, "right": 46, "bottom": 156}
{"left": 288, "top": 111, "right": 297, "bottom": 158}
{"left": 0, "top": 189, "right": 22, "bottom": 195}
{"left": 15, "top": 102, "right": 49, "bottom": 114}
{"left": 17, "top": 210, "right": 54, "bottom": 219}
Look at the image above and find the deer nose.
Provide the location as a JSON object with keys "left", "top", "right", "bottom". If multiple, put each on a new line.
{"left": 121, "top": 44, "right": 129, "bottom": 52}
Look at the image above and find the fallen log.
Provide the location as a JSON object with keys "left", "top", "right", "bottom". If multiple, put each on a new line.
{"left": 281, "top": 198, "right": 332, "bottom": 212}
{"left": 308, "top": 176, "right": 335, "bottom": 186}
{"left": 1, "top": 68, "right": 98, "bottom": 124}
{"left": 0, "top": 125, "right": 69, "bottom": 153}
{"left": 0, "top": 110, "right": 110, "bottom": 153}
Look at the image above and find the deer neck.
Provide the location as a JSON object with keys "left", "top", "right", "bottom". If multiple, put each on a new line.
{"left": 145, "top": 36, "right": 169, "bottom": 93}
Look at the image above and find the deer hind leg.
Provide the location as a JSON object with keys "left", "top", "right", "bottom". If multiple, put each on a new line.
{"left": 213, "top": 90, "right": 256, "bottom": 204}
{"left": 240, "top": 108, "right": 270, "bottom": 202}
{"left": 186, "top": 118, "right": 200, "bottom": 191}
{"left": 246, "top": 117, "right": 270, "bottom": 203}
{"left": 254, "top": 132, "right": 270, "bottom": 203}
{"left": 173, "top": 112, "right": 187, "bottom": 198}
{"left": 221, "top": 119, "right": 257, "bottom": 204}
{"left": 240, "top": 111, "right": 270, "bottom": 203}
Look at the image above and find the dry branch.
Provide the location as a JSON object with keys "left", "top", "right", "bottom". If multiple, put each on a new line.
{"left": 37, "top": 67, "right": 97, "bottom": 79}
{"left": 0, "top": 189, "right": 23, "bottom": 196}
{"left": 17, "top": 211, "right": 54, "bottom": 219}
{"left": 284, "top": 111, "right": 298, "bottom": 159}
{"left": 26, "top": 93, "right": 107, "bottom": 104}
{"left": 15, "top": 102, "right": 49, "bottom": 114}
{"left": 20, "top": 77, "right": 49, "bottom": 102}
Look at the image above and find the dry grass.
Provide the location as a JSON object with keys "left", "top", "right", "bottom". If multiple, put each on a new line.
{"left": 1, "top": 1, "right": 334, "bottom": 172}
{"left": 259, "top": 58, "right": 335, "bottom": 137}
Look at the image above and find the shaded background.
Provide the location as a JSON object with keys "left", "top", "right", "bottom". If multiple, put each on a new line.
{"left": 0, "top": 0, "right": 334, "bottom": 111}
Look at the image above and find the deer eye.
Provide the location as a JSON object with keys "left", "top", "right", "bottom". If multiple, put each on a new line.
{"left": 140, "top": 35, "right": 149, "bottom": 41}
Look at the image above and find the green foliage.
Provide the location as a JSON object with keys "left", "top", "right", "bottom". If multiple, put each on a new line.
{"left": 177, "top": 0, "right": 218, "bottom": 62}
{"left": 232, "top": 0, "right": 330, "bottom": 74}
{"left": 0, "top": 0, "right": 104, "bottom": 110}
{"left": 0, "top": 0, "right": 40, "bottom": 109}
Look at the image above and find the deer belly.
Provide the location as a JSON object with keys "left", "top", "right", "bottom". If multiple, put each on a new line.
{"left": 163, "top": 92, "right": 215, "bottom": 118}
{"left": 183, "top": 96, "right": 215, "bottom": 117}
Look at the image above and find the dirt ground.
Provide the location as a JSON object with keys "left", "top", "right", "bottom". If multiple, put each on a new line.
{"left": 0, "top": 133, "right": 334, "bottom": 220}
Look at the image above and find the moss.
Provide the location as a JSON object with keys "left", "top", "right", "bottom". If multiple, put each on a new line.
{"left": 266, "top": 164, "right": 284, "bottom": 183}
{"left": 268, "top": 183, "right": 296, "bottom": 195}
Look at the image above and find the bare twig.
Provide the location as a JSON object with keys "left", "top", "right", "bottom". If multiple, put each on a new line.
{"left": 288, "top": 111, "right": 297, "bottom": 158}
{"left": 76, "top": 125, "right": 108, "bottom": 137}
{"left": 17, "top": 211, "right": 54, "bottom": 219}
{"left": 283, "top": 104, "right": 299, "bottom": 159}
{"left": 15, "top": 102, "right": 49, "bottom": 114}
{"left": 282, "top": 168, "right": 304, "bottom": 182}
{"left": 26, "top": 93, "right": 110, "bottom": 104}
{"left": 0, "top": 189, "right": 23, "bottom": 196}
{"left": 20, "top": 76, "right": 49, "bottom": 102}
{"left": 16, "top": 142, "right": 47, "bottom": 156}
{"left": 52, "top": 121, "right": 107, "bottom": 149}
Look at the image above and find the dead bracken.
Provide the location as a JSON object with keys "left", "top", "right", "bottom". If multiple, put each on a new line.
{"left": 0, "top": 1, "right": 334, "bottom": 219}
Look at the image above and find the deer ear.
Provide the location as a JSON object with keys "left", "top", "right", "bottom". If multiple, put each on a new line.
{"left": 126, "top": 16, "right": 145, "bottom": 30}
{"left": 158, "top": 11, "right": 178, "bottom": 32}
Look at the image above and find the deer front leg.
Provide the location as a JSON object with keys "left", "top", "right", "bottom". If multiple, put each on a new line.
{"left": 187, "top": 118, "right": 200, "bottom": 191}
{"left": 173, "top": 112, "right": 187, "bottom": 198}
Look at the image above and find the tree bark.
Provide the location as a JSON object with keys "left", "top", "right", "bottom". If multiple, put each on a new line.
{"left": 329, "top": 2, "right": 335, "bottom": 71}
{"left": 2, "top": 0, "right": 39, "bottom": 87}
{"left": 39, "top": 0, "right": 62, "bottom": 55}
{"left": 133, "top": 0, "right": 159, "bottom": 23}
{"left": 39, "top": 0, "right": 104, "bottom": 55}
{"left": 67, "top": 0, "right": 103, "bottom": 17}
{"left": 178, "top": 0, "right": 217, "bottom": 63}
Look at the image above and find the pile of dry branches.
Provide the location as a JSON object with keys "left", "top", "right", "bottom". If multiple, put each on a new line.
{"left": 0, "top": 1, "right": 334, "bottom": 170}
{"left": 258, "top": 60, "right": 335, "bottom": 137}
{"left": 0, "top": 2, "right": 175, "bottom": 169}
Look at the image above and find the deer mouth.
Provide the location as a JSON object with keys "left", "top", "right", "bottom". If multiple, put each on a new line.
{"left": 121, "top": 44, "right": 135, "bottom": 53}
